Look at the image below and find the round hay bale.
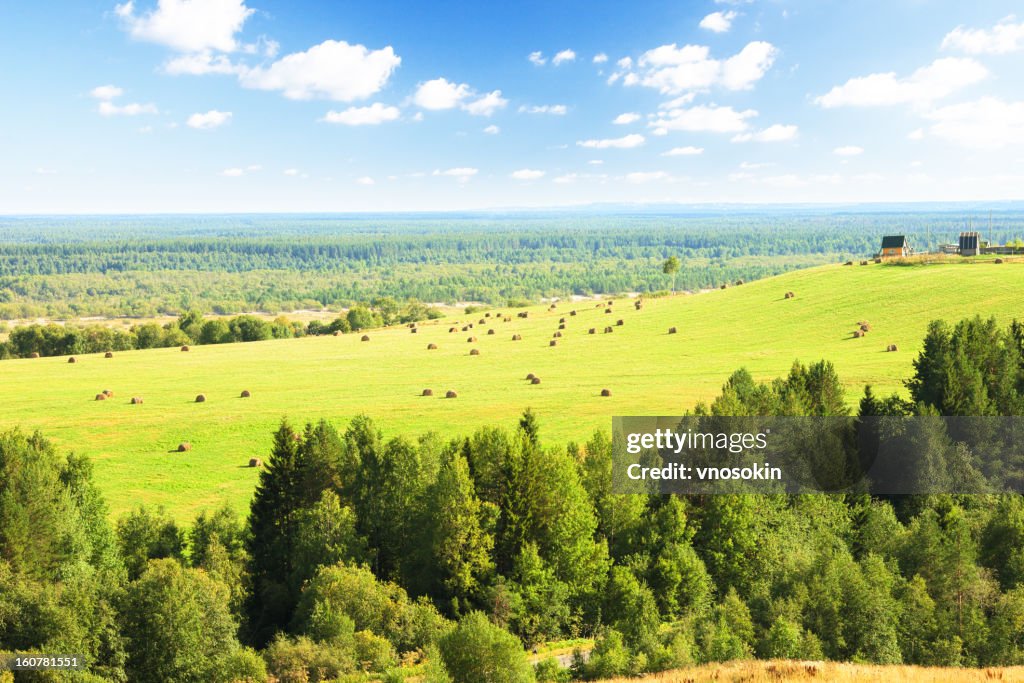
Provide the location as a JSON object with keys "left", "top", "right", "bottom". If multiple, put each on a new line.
{"left": 195, "top": 394, "right": 206, "bottom": 403}
{"left": 104, "top": 351, "right": 114, "bottom": 358}
{"left": 531, "top": 377, "right": 541, "bottom": 385}
{"left": 333, "top": 331, "right": 340, "bottom": 336}
{"left": 411, "top": 327, "right": 418, "bottom": 334}
{"left": 445, "top": 390, "right": 458, "bottom": 399}
{"left": 479, "top": 318, "right": 486, "bottom": 324}
{"left": 462, "top": 326, "right": 470, "bottom": 332}
{"left": 526, "top": 373, "right": 536, "bottom": 380}
{"left": 361, "top": 334, "right": 370, "bottom": 341}
{"left": 485, "top": 312, "right": 492, "bottom": 317}
{"left": 29, "top": 352, "right": 40, "bottom": 358}
{"left": 853, "top": 330, "right": 864, "bottom": 338}
{"left": 427, "top": 343, "right": 438, "bottom": 350}
{"left": 422, "top": 388, "right": 433, "bottom": 396}
{"left": 95, "top": 393, "right": 107, "bottom": 401}
{"left": 512, "top": 334, "right": 522, "bottom": 341}
{"left": 130, "top": 396, "right": 143, "bottom": 405}
{"left": 558, "top": 323, "right": 566, "bottom": 330}
{"left": 616, "top": 319, "right": 624, "bottom": 326}
{"left": 995, "top": 258, "right": 1004, "bottom": 264}
{"left": 549, "top": 304, "right": 557, "bottom": 310}
{"left": 720, "top": 284, "right": 727, "bottom": 290}
{"left": 784, "top": 291, "right": 795, "bottom": 299}
{"left": 449, "top": 327, "right": 457, "bottom": 333}
{"left": 504, "top": 317, "right": 512, "bottom": 322}
{"left": 589, "top": 328, "right": 596, "bottom": 334}
{"left": 240, "top": 390, "right": 251, "bottom": 398}
{"left": 470, "top": 348, "right": 481, "bottom": 356}
{"left": 735, "top": 279, "right": 744, "bottom": 286}
{"left": 570, "top": 310, "right": 577, "bottom": 316}
{"left": 549, "top": 339, "right": 558, "bottom": 346}
{"left": 860, "top": 323, "right": 871, "bottom": 332}
{"left": 68, "top": 356, "right": 77, "bottom": 364}
{"left": 249, "top": 457, "right": 262, "bottom": 468}
{"left": 487, "top": 329, "right": 496, "bottom": 335}
{"left": 668, "top": 327, "right": 677, "bottom": 334}
{"left": 518, "top": 311, "right": 529, "bottom": 319}
{"left": 468, "top": 323, "right": 474, "bottom": 328}
{"left": 103, "top": 390, "right": 114, "bottom": 397}
{"left": 860, "top": 261, "right": 869, "bottom": 266}
{"left": 467, "top": 336, "right": 477, "bottom": 342}
{"left": 601, "top": 388, "right": 612, "bottom": 397}
{"left": 181, "top": 345, "right": 190, "bottom": 352}
{"left": 844, "top": 261, "right": 853, "bottom": 266}
{"left": 553, "top": 331, "right": 562, "bottom": 338}
{"left": 886, "top": 344, "right": 898, "bottom": 352}
{"left": 604, "top": 326, "right": 613, "bottom": 333}
{"left": 605, "top": 308, "right": 612, "bottom": 314}
{"left": 559, "top": 317, "right": 567, "bottom": 323}
{"left": 408, "top": 322, "right": 417, "bottom": 328}
{"left": 874, "top": 258, "right": 882, "bottom": 264}
{"left": 177, "top": 442, "right": 192, "bottom": 452}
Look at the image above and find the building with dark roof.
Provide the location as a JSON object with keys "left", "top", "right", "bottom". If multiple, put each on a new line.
{"left": 879, "top": 235, "right": 911, "bottom": 258}
{"left": 959, "top": 231, "right": 981, "bottom": 256}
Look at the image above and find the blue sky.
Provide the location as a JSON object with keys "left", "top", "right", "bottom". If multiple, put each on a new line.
{"left": 2, "top": 0, "right": 1024, "bottom": 212}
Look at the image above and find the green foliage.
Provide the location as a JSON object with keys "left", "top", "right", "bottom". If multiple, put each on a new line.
{"left": 116, "top": 506, "right": 184, "bottom": 581}
{"left": 438, "top": 611, "right": 534, "bottom": 683}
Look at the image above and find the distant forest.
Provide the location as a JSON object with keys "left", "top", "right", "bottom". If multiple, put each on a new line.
{"left": 2, "top": 211, "right": 1021, "bottom": 319}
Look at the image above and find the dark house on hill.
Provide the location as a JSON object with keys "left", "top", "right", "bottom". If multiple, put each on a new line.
{"left": 959, "top": 231, "right": 981, "bottom": 256}
{"left": 879, "top": 235, "right": 911, "bottom": 258}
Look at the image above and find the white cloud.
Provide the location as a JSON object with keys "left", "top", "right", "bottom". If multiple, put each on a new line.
{"left": 483, "top": 124, "right": 500, "bottom": 134}
{"left": 577, "top": 134, "right": 645, "bottom": 149}
{"left": 187, "top": 109, "right": 232, "bottom": 129}
{"left": 528, "top": 51, "right": 546, "bottom": 66}
{"left": 626, "top": 41, "right": 776, "bottom": 94}
{"left": 588, "top": 159, "right": 604, "bottom": 165}
{"left": 700, "top": 11, "right": 738, "bottom": 33}
{"left": 731, "top": 123, "right": 798, "bottom": 142}
{"left": 625, "top": 171, "right": 670, "bottom": 183}
{"left": 519, "top": 104, "right": 568, "bottom": 115}
{"left": 553, "top": 173, "right": 581, "bottom": 184}
{"left": 511, "top": 169, "right": 545, "bottom": 180}
{"left": 617, "top": 56, "right": 633, "bottom": 70}
{"left": 321, "top": 103, "right": 400, "bottom": 125}
{"left": 433, "top": 167, "right": 479, "bottom": 182}
{"left": 356, "top": 176, "right": 375, "bottom": 185}
{"left": 245, "top": 164, "right": 262, "bottom": 171}
{"left": 164, "top": 52, "right": 240, "bottom": 75}
{"left": 240, "top": 40, "right": 400, "bottom": 101}
{"left": 814, "top": 57, "right": 988, "bottom": 108}
{"left": 114, "top": 0, "right": 254, "bottom": 53}
{"left": 90, "top": 84, "right": 124, "bottom": 100}
{"left": 650, "top": 104, "right": 756, "bottom": 133}
{"left": 662, "top": 146, "right": 704, "bottom": 156}
{"left": 221, "top": 167, "right": 245, "bottom": 176}
{"left": 98, "top": 101, "right": 158, "bottom": 116}
{"left": 552, "top": 49, "right": 576, "bottom": 65}
{"left": 283, "top": 168, "right": 299, "bottom": 176}
{"left": 833, "top": 145, "right": 864, "bottom": 156}
{"left": 651, "top": 127, "right": 668, "bottom": 136}
{"left": 463, "top": 90, "right": 508, "bottom": 116}
{"left": 908, "top": 128, "right": 925, "bottom": 140}
{"left": 943, "top": 16, "right": 1024, "bottom": 55}
{"left": 613, "top": 112, "right": 641, "bottom": 125}
{"left": 924, "top": 97, "right": 1024, "bottom": 149}
{"left": 413, "top": 77, "right": 469, "bottom": 109}
{"left": 739, "top": 161, "right": 774, "bottom": 169}
{"left": 658, "top": 93, "right": 697, "bottom": 109}
{"left": 593, "top": 53, "right": 608, "bottom": 64}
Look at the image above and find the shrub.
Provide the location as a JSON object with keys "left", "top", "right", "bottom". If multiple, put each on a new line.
{"left": 438, "top": 612, "right": 534, "bottom": 683}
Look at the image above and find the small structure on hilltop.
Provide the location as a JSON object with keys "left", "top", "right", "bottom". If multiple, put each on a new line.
{"left": 879, "top": 235, "right": 911, "bottom": 259}
{"left": 959, "top": 231, "right": 981, "bottom": 256}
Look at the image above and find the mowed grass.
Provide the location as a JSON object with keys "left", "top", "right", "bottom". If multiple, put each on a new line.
{"left": 1, "top": 260, "right": 1022, "bottom": 522}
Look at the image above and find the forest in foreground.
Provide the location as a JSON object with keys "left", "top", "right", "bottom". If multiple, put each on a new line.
{"left": 5, "top": 315, "right": 1024, "bottom": 681}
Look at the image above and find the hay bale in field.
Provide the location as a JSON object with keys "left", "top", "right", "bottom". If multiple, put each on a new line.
{"left": 531, "top": 377, "right": 541, "bottom": 385}
{"left": 445, "top": 390, "right": 458, "bottom": 399}
{"left": 558, "top": 323, "right": 566, "bottom": 330}
{"left": 427, "top": 343, "right": 438, "bottom": 350}
{"left": 195, "top": 394, "right": 206, "bottom": 403}
{"left": 422, "top": 388, "right": 433, "bottom": 396}
{"left": 95, "top": 393, "right": 106, "bottom": 401}
{"left": 512, "top": 334, "right": 522, "bottom": 341}
{"left": 485, "top": 312, "right": 491, "bottom": 317}
{"left": 468, "top": 323, "right": 474, "bottom": 328}
{"left": 130, "top": 396, "right": 143, "bottom": 405}
{"left": 784, "top": 291, "right": 795, "bottom": 299}
{"left": 720, "top": 283, "right": 727, "bottom": 290}
{"left": 470, "top": 348, "right": 480, "bottom": 355}
{"left": 240, "top": 390, "right": 251, "bottom": 398}
{"left": 177, "top": 442, "right": 191, "bottom": 452}
{"left": 333, "top": 331, "right": 340, "bottom": 336}
{"left": 487, "top": 329, "right": 495, "bottom": 335}
{"left": 467, "top": 336, "right": 477, "bottom": 342}
{"left": 479, "top": 318, "right": 486, "bottom": 324}
{"left": 853, "top": 330, "right": 864, "bottom": 338}
{"left": 570, "top": 310, "right": 577, "bottom": 316}
{"left": 449, "top": 327, "right": 457, "bottom": 333}
{"left": 860, "top": 261, "right": 869, "bottom": 266}
{"left": 462, "top": 326, "right": 470, "bottom": 332}
{"left": 361, "top": 334, "right": 370, "bottom": 341}
{"left": 559, "top": 317, "right": 567, "bottom": 323}
{"left": 181, "top": 345, "right": 190, "bottom": 352}
{"left": 874, "top": 258, "right": 882, "bottom": 264}
{"left": 29, "top": 352, "right": 40, "bottom": 358}
{"left": 887, "top": 344, "right": 898, "bottom": 352}
{"left": 504, "top": 317, "right": 512, "bottom": 322}
{"left": 526, "top": 372, "right": 536, "bottom": 380}
{"left": 589, "top": 328, "right": 596, "bottom": 334}
{"left": 616, "top": 320, "right": 624, "bottom": 326}
{"left": 103, "top": 390, "right": 114, "bottom": 397}
{"left": 860, "top": 323, "right": 871, "bottom": 332}
{"left": 104, "top": 351, "right": 114, "bottom": 358}
{"left": 411, "top": 328, "right": 418, "bottom": 334}
{"left": 549, "top": 304, "right": 557, "bottom": 310}
{"left": 844, "top": 261, "right": 853, "bottom": 266}
{"left": 249, "top": 457, "right": 262, "bottom": 468}
{"left": 68, "top": 356, "right": 77, "bottom": 363}
{"left": 601, "top": 389, "right": 612, "bottom": 397}
{"left": 604, "top": 326, "right": 614, "bottom": 334}
{"left": 549, "top": 339, "right": 558, "bottom": 346}
{"left": 518, "top": 311, "right": 529, "bottom": 318}
{"left": 553, "top": 331, "right": 562, "bottom": 338}
{"left": 735, "top": 279, "right": 744, "bottom": 285}
{"left": 605, "top": 308, "right": 612, "bottom": 314}
{"left": 995, "top": 258, "right": 1004, "bottom": 264}
{"left": 668, "top": 327, "right": 677, "bottom": 334}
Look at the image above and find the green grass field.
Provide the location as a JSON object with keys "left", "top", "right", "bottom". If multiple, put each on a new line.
{"left": 2, "top": 260, "right": 1022, "bottom": 522}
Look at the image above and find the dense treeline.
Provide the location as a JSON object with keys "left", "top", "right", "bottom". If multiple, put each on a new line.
{"left": 0, "top": 300, "right": 441, "bottom": 359}
{"left": 5, "top": 211, "right": 1021, "bottom": 318}
{"left": 5, "top": 315, "right": 1024, "bottom": 681}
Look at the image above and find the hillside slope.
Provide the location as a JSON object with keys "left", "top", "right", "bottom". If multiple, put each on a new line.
{"left": 3, "top": 260, "right": 1022, "bottom": 520}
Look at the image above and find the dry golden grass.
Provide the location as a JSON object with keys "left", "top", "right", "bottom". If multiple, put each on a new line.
{"left": 598, "top": 660, "right": 1024, "bottom": 683}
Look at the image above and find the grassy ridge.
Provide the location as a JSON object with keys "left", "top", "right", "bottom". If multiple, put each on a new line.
{"left": 595, "top": 660, "right": 1024, "bottom": 682}
{"left": 3, "top": 260, "right": 1022, "bottom": 522}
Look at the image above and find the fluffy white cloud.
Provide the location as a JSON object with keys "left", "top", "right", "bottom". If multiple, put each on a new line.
{"left": 463, "top": 90, "right": 508, "bottom": 116}
{"left": 90, "top": 84, "right": 123, "bottom": 100}
{"left": 240, "top": 40, "right": 400, "bottom": 101}
{"left": 164, "top": 52, "right": 240, "bottom": 75}
{"left": 483, "top": 124, "right": 500, "bottom": 134}
{"left": 833, "top": 145, "right": 863, "bottom": 156}
{"left": 943, "top": 16, "right": 1024, "bottom": 55}
{"left": 552, "top": 49, "right": 576, "bottom": 65}
{"left": 433, "top": 167, "right": 479, "bottom": 181}
{"left": 814, "top": 57, "right": 987, "bottom": 108}
{"left": 613, "top": 112, "right": 641, "bottom": 125}
{"left": 356, "top": 176, "right": 375, "bottom": 185}
{"left": 924, "top": 97, "right": 1024, "bottom": 148}
{"left": 700, "top": 10, "right": 738, "bottom": 33}
{"left": 99, "top": 101, "right": 158, "bottom": 116}
{"left": 321, "top": 103, "right": 400, "bottom": 125}
{"left": 908, "top": 128, "right": 925, "bottom": 140}
{"left": 187, "top": 109, "right": 232, "bottom": 129}
{"left": 220, "top": 167, "right": 244, "bottom": 176}
{"left": 519, "top": 104, "right": 568, "bottom": 115}
{"left": 731, "top": 123, "right": 798, "bottom": 142}
{"left": 650, "top": 104, "right": 756, "bottom": 133}
{"left": 625, "top": 171, "right": 670, "bottom": 183}
{"left": 593, "top": 53, "right": 608, "bottom": 64}
{"left": 577, "top": 134, "right": 645, "bottom": 149}
{"left": 625, "top": 41, "right": 776, "bottom": 94}
{"left": 283, "top": 168, "right": 299, "bottom": 176}
{"left": 114, "top": 0, "right": 254, "bottom": 53}
{"left": 414, "top": 78, "right": 470, "bottom": 110}
{"left": 662, "top": 146, "right": 704, "bottom": 156}
{"left": 528, "top": 51, "right": 546, "bottom": 66}
{"left": 510, "top": 169, "right": 545, "bottom": 180}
